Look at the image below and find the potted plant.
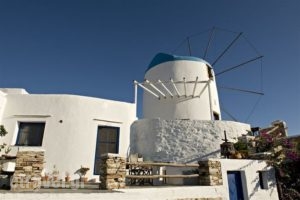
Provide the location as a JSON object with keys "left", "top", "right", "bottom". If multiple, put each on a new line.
{"left": 75, "top": 166, "right": 89, "bottom": 182}
{"left": 0, "top": 143, "right": 11, "bottom": 158}
{"left": 65, "top": 171, "right": 71, "bottom": 182}
{"left": 44, "top": 172, "right": 49, "bottom": 181}
{"left": 51, "top": 165, "right": 59, "bottom": 181}
{"left": 0, "top": 125, "right": 12, "bottom": 158}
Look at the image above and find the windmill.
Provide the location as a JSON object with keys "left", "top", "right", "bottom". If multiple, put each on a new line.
{"left": 170, "top": 27, "right": 264, "bottom": 122}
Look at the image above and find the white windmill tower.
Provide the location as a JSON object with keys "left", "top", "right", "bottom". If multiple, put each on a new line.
{"left": 131, "top": 28, "right": 263, "bottom": 165}
{"left": 138, "top": 53, "right": 221, "bottom": 121}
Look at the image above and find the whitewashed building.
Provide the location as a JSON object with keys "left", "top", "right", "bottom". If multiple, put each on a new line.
{"left": 131, "top": 53, "right": 279, "bottom": 199}
{"left": 0, "top": 88, "right": 136, "bottom": 180}
{"left": 0, "top": 53, "right": 279, "bottom": 199}
{"left": 132, "top": 53, "right": 250, "bottom": 162}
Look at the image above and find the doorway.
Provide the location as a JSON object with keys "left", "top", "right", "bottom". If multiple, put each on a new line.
{"left": 227, "top": 171, "right": 244, "bottom": 200}
{"left": 94, "top": 126, "right": 119, "bottom": 175}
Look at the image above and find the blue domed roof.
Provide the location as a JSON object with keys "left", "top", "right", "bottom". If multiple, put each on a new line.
{"left": 146, "top": 53, "right": 211, "bottom": 72}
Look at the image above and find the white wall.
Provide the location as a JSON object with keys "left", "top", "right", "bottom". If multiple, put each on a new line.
{"left": 0, "top": 91, "right": 7, "bottom": 124}
{"left": 220, "top": 159, "right": 279, "bottom": 200}
{"left": 0, "top": 92, "right": 136, "bottom": 180}
{"left": 130, "top": 119, "right": 250, "bottom": 162}
{"left": 143, "top": 60, "right": 221, "bottom": 120}
{"left": 0, "top": 186, "right": 225, "bottom": 200}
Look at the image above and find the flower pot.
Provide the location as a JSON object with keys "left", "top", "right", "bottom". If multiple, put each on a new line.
{"left": 80, "top": 177, "right": 88, "bottom": 183}
{"left": 44, "top": 175, "right": 49, "bottom": 181}
{"left": 65, "top": 176, "right": 70, "bottom": 182}
{"left": 53, "top": 176, "right": 59, "bottom": 181}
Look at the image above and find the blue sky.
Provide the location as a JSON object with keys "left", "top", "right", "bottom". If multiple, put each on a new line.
{"left": 0, "top": 0, "right": 299, "bottom": 135}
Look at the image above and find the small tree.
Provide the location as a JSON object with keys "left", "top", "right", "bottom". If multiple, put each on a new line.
{"left": 0, "top": 125, "right": 11, "bottom": 155}
{"left": 75, "top": 166, "right": 89, "bottom": 182}
{"left": 0, "top": 125, "right": 7, "bottom": 137}
{"left": 254, "top": 131, "right": 300, "bottom": 200}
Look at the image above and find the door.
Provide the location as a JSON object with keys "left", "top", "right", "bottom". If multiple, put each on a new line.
{"left": 227, "top": 171, "right": 244, "bottom": 200}
{"left": 94, "top": 126, "right": 119, "bottom": 175}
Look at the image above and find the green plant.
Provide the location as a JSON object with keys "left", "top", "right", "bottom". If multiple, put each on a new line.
{"left": 0, "top": 125, "right": 11, "bottom": 155}
{"left": 0, "top": 143, "right": 11, "bottom": 154}
{"left": 75, "top": 166, "right": 89, "bottom": 178}
{"left": 234, "top": 141, "right": 248, "bottom": 151}
{"left": 0, "top": 125, "right": 8, "bottom": 137}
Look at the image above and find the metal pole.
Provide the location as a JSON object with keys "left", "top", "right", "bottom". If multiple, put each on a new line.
{"left": 212, "top": 32, "right": 243, "bottom": 66}
{"left": 215, "top": 55, "right": 263, "bottom": 76}
{"left": 134, "top": 80, "right": 138, "bottom": 104}
{"left": 134, "top": 81, "right": 160, "bottom": 99}
{"left": 203, "top": 27, "right": 215, "bottom": 59}
{"left": 187, "top": 37, "right": 192, "bottom": 56}
{"left": 145, "top": 80, "right": 167, "bottom": 98}
{"left": 133, "top": 81, "right": 138, "bottom": 117}
{"left": 158, "top": 80, "right": 174, "bottom": 98}
{"left": 171, "top": 78, "right": 181, "bottom": 97}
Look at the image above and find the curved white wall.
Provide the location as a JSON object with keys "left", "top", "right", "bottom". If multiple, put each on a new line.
{"left": 0, "top": 91, "right": 7, "bottom": 123}
{"left": 0, "top": 92, "right": 136, "bottom": 180}
{"left": 131, "top": 119, "right": 250, "bottom": 162}
{"left": 143, "top": 60, "right": 221, "bottom": 120}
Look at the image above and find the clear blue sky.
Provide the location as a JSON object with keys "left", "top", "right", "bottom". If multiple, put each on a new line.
{"left": 0, "top": 1, "right": 299, "bottom": 135}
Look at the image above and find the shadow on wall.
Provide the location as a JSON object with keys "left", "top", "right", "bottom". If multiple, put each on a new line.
{"left": 238, "top": 159, "right": 258, "bottom": 170}
{"left": 249, "top": 177, "right": 261, "bottom": 199}
{"left": 177, "top": 149, "right": 221, "bottom": 163}
{"left": 248, "top": 165, "right": 277, "bottom": 199}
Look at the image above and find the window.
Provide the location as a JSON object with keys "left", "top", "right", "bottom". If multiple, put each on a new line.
{"left": 213, "top": 112, "right": 220, "bottom": 120}
{"left": 258, "top": 171, "right": 269, "bottom": 189}
{"left": 94, "top": 126, "right": 119, "bottom": 175}
{"left": 16, "top": 122, "right": 45, "bottom": 146}
{"left": 206, "top": 64, "right": 214, "bottom": 80}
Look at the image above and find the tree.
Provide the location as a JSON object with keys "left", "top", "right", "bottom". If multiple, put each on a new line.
{"left": 254, "top": 131, "right": 300, "bottom": 200}
{"left": 0, "top": 125, "right": 11, "bottom": 155}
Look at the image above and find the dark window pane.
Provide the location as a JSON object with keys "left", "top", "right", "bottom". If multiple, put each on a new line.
{"left": 94, "top": 126, "right": 119, "bottom": 175}
{"left": 16, "top": 122, "right": 45, "bottom": 146}
{"left": 259, "top": 171, "right": 268, "bottom": 189}
{"left": 94, "top": 159, "right": 101, "bottom": 175}
{"left": 98, "top": 144, "right": 107, "bottom": 155}
{"left": 99, "top": 127, "right": 117, "bottom": 142}
{"left": 107, "top": 143, "right": 117, "bottom": 153}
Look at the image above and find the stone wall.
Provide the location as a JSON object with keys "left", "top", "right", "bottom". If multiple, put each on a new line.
{"left": 198, "top": 160, "right": 222, "bottom": 186}
{"left": 99, "top": 153, "right": 126, "bottom": 190}
{"left": 11, "top": 150, "right": 44, "bottom": 191}
{"left": 131, "top": 119, "right": 250, "bottom": 162}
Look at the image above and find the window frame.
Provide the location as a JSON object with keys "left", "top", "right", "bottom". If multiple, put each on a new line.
{"left": 15, "top": 122, "right": 46, "bottom": 147}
